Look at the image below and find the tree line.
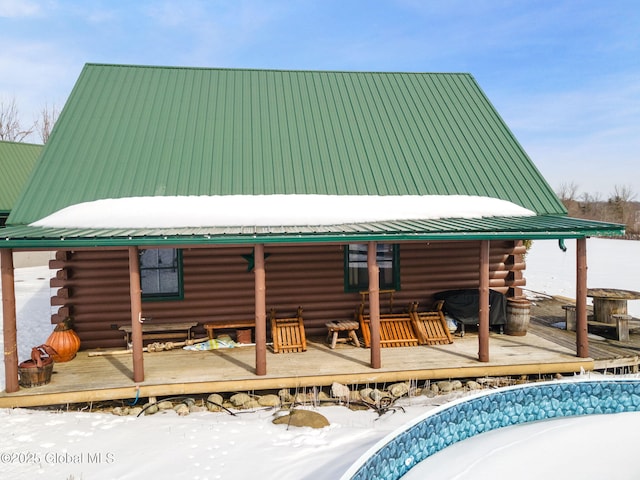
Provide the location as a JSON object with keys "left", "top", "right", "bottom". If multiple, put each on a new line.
{"left": 558, "top": 182, "right": 639, "bottom": 237}
{"left": 0, "top": 97, "right": 58, "bottom": 144}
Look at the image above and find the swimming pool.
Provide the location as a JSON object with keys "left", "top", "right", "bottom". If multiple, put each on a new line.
{"left": 341, "top": 378, "right": 640, "bottom": 480}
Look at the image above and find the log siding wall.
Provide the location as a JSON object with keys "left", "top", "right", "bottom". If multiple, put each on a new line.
{"left": 50, "top": 241, "right": 526, "bottom": 349}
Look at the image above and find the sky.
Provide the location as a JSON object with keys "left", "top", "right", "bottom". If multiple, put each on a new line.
{"left": 1, "top": 0, "right": 638, "bottom": 199}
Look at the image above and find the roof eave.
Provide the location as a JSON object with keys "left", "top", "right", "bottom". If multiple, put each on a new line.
{"left": 0, "top": 216, "right": 626, "bottom": 249}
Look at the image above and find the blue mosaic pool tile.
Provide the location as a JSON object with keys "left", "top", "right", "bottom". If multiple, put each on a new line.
{"left": 345, "top": 379, "right": 640, "bottom": 480}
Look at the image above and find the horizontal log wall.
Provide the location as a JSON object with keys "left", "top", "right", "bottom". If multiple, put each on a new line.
{"left": 50, "top": 240, "right": 525, "bottom": 349}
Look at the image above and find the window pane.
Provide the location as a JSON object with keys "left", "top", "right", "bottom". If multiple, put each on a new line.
{"left": 158, "top": 268, "right": 179, "bottom": 294}
{"left": 141, "top": 269, "right": 160, "bottom": 294}
{"left": 346, "top": 244, "right": 397, "bottom": 291}
{"left": 140, "top": 249, "right": 159, "bottom": 268}
{"left": 140, "top": 248, "right": 181, "bottom": 297}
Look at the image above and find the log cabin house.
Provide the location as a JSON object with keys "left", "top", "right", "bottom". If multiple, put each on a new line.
{"left": 0, "top": 64, "right": 624, "bottom": 398}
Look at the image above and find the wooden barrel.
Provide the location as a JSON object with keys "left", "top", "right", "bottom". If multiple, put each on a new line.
{"left": 18, "top": 359, "right": 54, "bottom": 388}
{"left": 506, "top": 297, "right": 531, "bottom": 336}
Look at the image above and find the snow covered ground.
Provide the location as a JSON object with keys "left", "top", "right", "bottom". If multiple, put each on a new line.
{"left": 0, "top": 237, "right": 639, "bottom": 479}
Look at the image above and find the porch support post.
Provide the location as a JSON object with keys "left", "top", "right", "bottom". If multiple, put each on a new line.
{"left": 128, "top": 246, "right": 144, "bottom": 383}
{"left": 368, "top": 241, "right": 381, "bottom": 369}
{"left": 576, "top": 238, "right": 589, "bottom": 358}
{"left": 254, "top": 244, "right": 267, "bottom": 376}
{"left": 478, "top": 240, "right": 490, "bottom": 362}
{"left": 1, "top": 249, "right": 19, "bottom": 393}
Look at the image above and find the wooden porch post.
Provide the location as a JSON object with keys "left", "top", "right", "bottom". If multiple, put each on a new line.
{"left": 478, "top": 240, "right": 490, "bottom": 362}
{"left": 128, "top": 246, "right": 144, "bottom": 382}
{"left": 254, "top": 244, "right": 267, "bottom": 376}
{"left": 576, "top": 238, "right": 589, "bottom": 358}
{"left": 368, "top": 241, "right": 381, "bottom": 369}
{"left": 1, "top": 249, "right": 19, "bottom": 393}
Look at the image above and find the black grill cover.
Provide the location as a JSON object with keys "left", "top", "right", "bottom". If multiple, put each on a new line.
{"left": 433, "top": 289, "right": 506, "bottom": 326}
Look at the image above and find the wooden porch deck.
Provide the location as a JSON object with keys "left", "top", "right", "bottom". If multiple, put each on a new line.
{"left": 0, "top": 331, "right": 590, "bottom": 408}
{"left": 2, "top": 296, "right": 639, "bottom": 408}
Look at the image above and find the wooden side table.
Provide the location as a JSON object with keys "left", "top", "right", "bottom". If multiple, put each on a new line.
{"left": 325, "top": 321, "right": 360, "bottom": 349}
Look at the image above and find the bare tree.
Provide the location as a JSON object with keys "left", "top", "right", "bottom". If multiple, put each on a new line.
{"left": 0, "top": 97, "right": 34, "bottom": 142}
{"left": 36, "top": 102, "right": 59, "bottom": 143}
{"left": 610, "top": 184, "right": 636, "bottom": 203}
{"left": 557, "top": 182, "right": 579, "bottom": 202}
{"left": 608, "top": 184, "right": 637, "bottom": 227}
{"left": 579, "top": 191, "right": 605, "bottom": 220}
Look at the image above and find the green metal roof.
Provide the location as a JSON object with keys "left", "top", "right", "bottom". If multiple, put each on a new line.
{"left": 0, "top": 215, "right": 624, "bottom": 248}
{"left": 0, "top": 141, "right": 42, "bottom": 213}
{"left": 8, "top": 64, "right": 566, "bottom": 229}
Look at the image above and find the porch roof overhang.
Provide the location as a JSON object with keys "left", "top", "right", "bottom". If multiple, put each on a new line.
{"left": 0, "top": 215, "right": 624, "bottom": 249}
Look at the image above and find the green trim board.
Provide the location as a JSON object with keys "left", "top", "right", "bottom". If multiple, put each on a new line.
{"left": 0, "top": 215, "right": 624, "bottom": 249}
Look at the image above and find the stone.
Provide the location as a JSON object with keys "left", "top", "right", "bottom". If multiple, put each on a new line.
{"left": 451, "top": 380, "right": 463, "bottom": 390}
{"left": 295, "top": 393, "right": 311, "bottom": 404}
{"left": 368, "top": 389, "right": 387, "bottom": 402}
{"left": 206, "top": 393, "right": 224, "bottom": 412}
{"left": 230, "top": 393, "right": 253, "bottom": 408}
{"left": 231, "top": 399, "right": 260, "bottom": 410}
{"left": 258, "top": 394, "right": 281, "bottom": 407}
{"left": 360, "top": 388, "right": 373, "bottom": 401}
{"left": 466, "top": 380, "right": 482, "bottom": 390}
{"left": 349, "top": 390, "right": 362, "bottom": 403}
{"left": 174, "top": 404, "right": 190, "bottom": 416}
{"left": 143, "top": 402, "right": 159, "bottom": 415}
{"left": 389, "top": 382, "right": 410, "bottom": 398}
{"left": 437, "top": 381, "right": 454, "bottom": 393}
{"left": 128, "top": 407, "right": 143, "bottom": 416}
{"left": 272, "top": 409, "right": 330, "bottom": 429}
{"left": 421, "top": 388, "right": 437, "bottom": 398}
{"left": 112, "top": 406, "right": 129, "bottom": 416}
{"left": 278, "top": 389, "right": 293, "bottom": 403}
{"left": 157, "top": 401, "right": 174, "bottom": 410}
{"left": 331, "top": 382, "right": 351, "bottom": 401}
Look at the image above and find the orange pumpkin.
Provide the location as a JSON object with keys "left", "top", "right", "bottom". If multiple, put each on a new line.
{"left": 46, "top": 318, "right": 81, "bottom": 362}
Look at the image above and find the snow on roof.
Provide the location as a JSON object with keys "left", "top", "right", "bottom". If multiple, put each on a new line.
{"left": 30, "top": 195, "right": 536, "bottom": 229}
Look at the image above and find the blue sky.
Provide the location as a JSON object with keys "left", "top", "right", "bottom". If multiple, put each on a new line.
{"left": 1, "top": 0, "right": 638, "bottom": 198}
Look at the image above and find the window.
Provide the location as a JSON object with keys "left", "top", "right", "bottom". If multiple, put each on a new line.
{"left": 140, "top": 248, "right": 183, "bottom": 300}
{"left": 345, "top": 244, "right": 399, "bottom": 292}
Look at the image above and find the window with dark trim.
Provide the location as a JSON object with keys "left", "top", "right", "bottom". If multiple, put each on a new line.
{"left": 140, "top": 248, "right": 183, "bottom": 300}
{"left": 344, "top": 244, "right": 400, "bottom": 292}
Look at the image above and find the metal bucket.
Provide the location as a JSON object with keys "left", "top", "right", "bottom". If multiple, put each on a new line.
{"left": 506, "top": 297, "right": 531, "bottom": 336}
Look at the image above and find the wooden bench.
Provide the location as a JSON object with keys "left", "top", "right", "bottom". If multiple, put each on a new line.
{"left": 563, "top": 304, "right": 630, "bottom": 341}
{"left": 203, "top": 320, "right": 255, "bottom": 342}
{"left": 119, "top": 321, "right": 197, "bottom": 346}
{"left": 325, "top": 321, "right": 360, "bottom": 349}
{"left": 589, "top": 314, "right": 631, "bottom": 342}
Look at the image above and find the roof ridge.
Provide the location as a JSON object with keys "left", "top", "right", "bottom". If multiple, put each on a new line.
{"left": 83, "top": 63, "right": 473, "bottom": 76}
{"left": 0, "top": 140, "right": 43, "bottom": 147}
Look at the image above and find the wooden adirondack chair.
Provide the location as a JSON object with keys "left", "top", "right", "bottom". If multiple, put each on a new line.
{"left": 409, "top": 300, "right": 453, "bottom": 345}
{"left": 270, "top": 306, "right": 307, "bottom": 353}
